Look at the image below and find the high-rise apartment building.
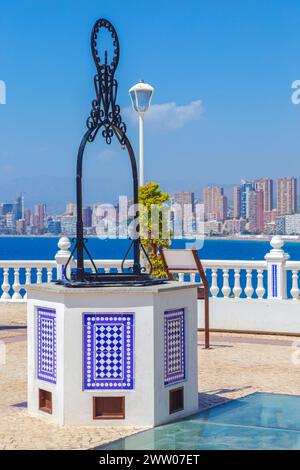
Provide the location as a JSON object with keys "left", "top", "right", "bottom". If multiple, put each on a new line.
{"left": 82, "top": 205, "right": 93, "bottom": 227}
{"left": 34, "top": 204, "right": 46, "bottom": 232}
{"left": 254, "top": 178, "right": 273, "bottom": 212}
{"left": 66, "top": 202, "right": 76, "bottom": 216}
{"left": 24, "top": 208, "right": 31, "bottom": 226}
{"left": 15, "top": 194, "right": 24, "bottom": 220}
{"left": 247, "top": 189, "right": 264, "bottom": 233}
{"left": 233, "top": 186, "right": 241, "bottom": 219}
{"left": 203, "top": 186, "right": 227, "bottom": 221}
{"left": 240, "top": 181, "right": 255, "bottom": 219}
{"left": 256, "top": 190, "right": 264, "bottom": 233}
{"left": 276, "top": 177, "right": 297, "bottom": 215}
{"left": 173, "top": 192, "right": 195, "bottom": 211}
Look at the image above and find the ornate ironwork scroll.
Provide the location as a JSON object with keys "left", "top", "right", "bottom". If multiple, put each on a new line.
{"left": 87, "top": 19, "right": 127, "bottom": 145}
{"left": 66, "top": 18, "right": 148, "bottom": 284}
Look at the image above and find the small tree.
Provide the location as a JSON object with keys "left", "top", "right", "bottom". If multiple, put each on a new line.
{"left": 139, "top": 182, "right": 171, "bottom": 278}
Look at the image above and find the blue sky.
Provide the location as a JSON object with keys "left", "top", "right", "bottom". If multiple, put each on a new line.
{"left": 1, "top": 0, "right": 300, "bottom": 211}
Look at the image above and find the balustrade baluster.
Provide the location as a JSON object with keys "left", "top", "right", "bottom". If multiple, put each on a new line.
{"left": 291, "top": 270, "right": 300, "bottom": 300}
{"left": 245, "top": 269, "right": 254, "bottom": 299}
{"left": 12, "top": 268, "right": 22, "bottom": 299}
{"left": 36, "top": 268, "right": 42, "bottom": 284}
{"left": 47, "top": 268, "right": 53, "bottom": 283}
{"left": 256, "top": 269, "right": 265, "bottom": 299}
{"left": 178, "top": 273, "right": 184, "bottom": 282}
{"left": 1, "top": 268, "right": 11, "bottom": 299}
{"left": 190, "top": 273, "right": 196, "bottom": 283}
{"left": 23, "top": 267, "right": 32, "bottom": 299}
{"left": 221, "top": 268, "right": 231, "bottom": 297}
{"left": 25, "top": 268, "right": 31, "bottom": 286}
{"left": 210, "top": 268, "right": 219, "bottom": 297}
{"left": 233, "top": 269, "right": 242, "bottom": 298}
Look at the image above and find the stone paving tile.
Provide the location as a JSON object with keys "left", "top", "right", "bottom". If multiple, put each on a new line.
{"left": 1, "top": 329, "right": 300, "bottom": 449}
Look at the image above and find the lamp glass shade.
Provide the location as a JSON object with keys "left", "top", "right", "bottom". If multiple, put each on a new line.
{"left": 129, "top": 82, "right": 154, "bottom": 114}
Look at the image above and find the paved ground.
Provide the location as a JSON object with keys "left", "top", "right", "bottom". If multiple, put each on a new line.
{"left": 198, "top": 331, "right": 300, "bottom": 401}
{"left": 1, "top": 326, "right": 300, "bottom": 450}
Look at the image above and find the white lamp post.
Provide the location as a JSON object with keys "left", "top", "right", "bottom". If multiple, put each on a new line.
{"left": 129, "top": 80, "right": 154, "bottom": 186}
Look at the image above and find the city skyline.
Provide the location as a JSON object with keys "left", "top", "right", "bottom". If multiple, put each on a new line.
{"left": 1, "top": 174, "right": 299, "bottom": 211}
{"left": 2, "top": 174, "right": 300, "bottom": 237}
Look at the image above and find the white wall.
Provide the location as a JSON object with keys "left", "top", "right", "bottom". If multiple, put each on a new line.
{"left": 198, "top": 298, "right": 300, "bottom": 335}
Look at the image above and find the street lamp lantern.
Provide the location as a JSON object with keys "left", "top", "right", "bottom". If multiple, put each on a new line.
{"left": 129, "top": 81, "right": 154, "bottom": 187}
{"left": 129, "top": 81, "right": 154, "bottom": 114}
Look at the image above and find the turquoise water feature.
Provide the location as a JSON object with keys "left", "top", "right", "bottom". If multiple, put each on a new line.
{"left": 99, "top": 393, "right": 300, "bottom": 450}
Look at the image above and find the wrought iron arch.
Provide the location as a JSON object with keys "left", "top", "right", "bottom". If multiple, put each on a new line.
{"left": 63, "top": 18, "right": 156, "bottom": 286}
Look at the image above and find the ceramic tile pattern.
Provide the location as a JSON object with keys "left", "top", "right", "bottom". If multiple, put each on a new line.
{"left": 37, "top": 308, "right": 56, "bottom": 384}
{"left": 164, "top": 308, "right": 185, "bottom": 386}
{"left": 83, "top": 313, "right": 134, "bottom": 390}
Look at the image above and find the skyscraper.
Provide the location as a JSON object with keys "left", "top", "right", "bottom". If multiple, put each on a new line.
{"left": 82, "top": 205, "right": 92, "bottom": 227}
{"left": 203, "top": 186, "right": 227, "bottom": 221}
{"left": 256, "top": 190, "right": 264, "bottom": 232}
{"left": 276, "top": 177, "right": 297, "bottom": 215}
{"left": 233, "top": 186, "right": 241, "bottom": 219}
{"left": 240, "top": 181, "right": 255, "bottom": 219}
{"left": 254, "top": 178, "right": 273, "bottom": 212}
{"left": 24, "top": 208, "right": 31, "bottom": 226}
{"left": 247, "top": 190, "right": 264, "bottom": 232}
{"left": 15, "top": 194, "right": 24, "bottom": 220}
{"left": 34, "top": 204, "right": 46, "bottom": 232}
{"left": 173, "top": 192, "right": 195, "bottom": 211}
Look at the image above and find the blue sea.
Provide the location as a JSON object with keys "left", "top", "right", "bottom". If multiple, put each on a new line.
{"left": 0, "top": 237, "right": 299, "bottom": 298}
{"left": 0, "top": 236, "right": 299, "bottom": 261}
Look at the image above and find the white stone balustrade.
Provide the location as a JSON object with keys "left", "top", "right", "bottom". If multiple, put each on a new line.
{"left": 0, "top": 237, "right": 133, "bottom": 301}
{"left": 0, "top": 262, "right": 56, "bottom": 301}
{"left": 150, "top": 236, "right": 300, "bottom": 301}
{"left": 0, "top": 235, "right": 300, "bottom": 302}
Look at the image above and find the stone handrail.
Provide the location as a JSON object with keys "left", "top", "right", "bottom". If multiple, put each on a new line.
{"left": 0, "top": 235, "right": 299, "bottom": 301}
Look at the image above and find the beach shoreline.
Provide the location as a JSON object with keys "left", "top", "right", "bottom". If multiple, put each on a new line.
{"left": 0, "top": 234, "right": 299, "bottom": 243}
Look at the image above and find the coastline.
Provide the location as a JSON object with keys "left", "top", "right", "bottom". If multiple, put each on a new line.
{"left": 0, "top": 234, "right": 300, "bottom": 243}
